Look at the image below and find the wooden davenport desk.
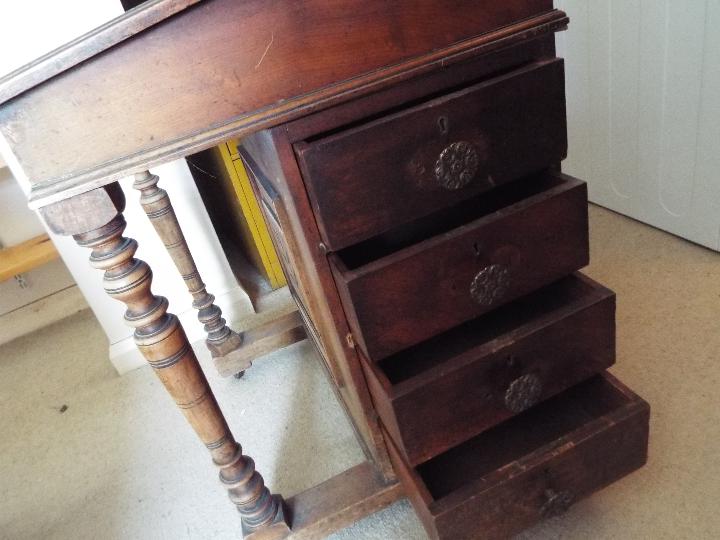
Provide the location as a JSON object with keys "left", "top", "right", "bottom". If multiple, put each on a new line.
{"left": 0, "top": 1, "right": 649, "bottom": 539}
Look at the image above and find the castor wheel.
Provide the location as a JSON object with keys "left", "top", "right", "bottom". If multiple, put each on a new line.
{"left": 234, "top": 370, "right": 246, "bottom": 379}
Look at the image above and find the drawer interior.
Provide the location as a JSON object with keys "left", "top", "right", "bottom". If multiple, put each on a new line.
{"left": 329, "top": 170, "right": 588, "bottom": 362}
{"left": 336, "top": 171, "right": 565, "bottom": 270}
{"left": 376, "top": 274, "right": 608, "bottom": 385}
{"left": 417, "top": 374, "right": 636, "bottom": 499}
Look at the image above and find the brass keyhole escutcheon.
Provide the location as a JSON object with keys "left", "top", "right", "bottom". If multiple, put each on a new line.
{"left": 434, "top": 141, "right": 480, "bottom": 190}
{"left": 504, "top": 373, "right": 543, "bottom": 413}
{"left": 470, "top": 264, "right": 510, "bottom": 306}
{"left": 540, "top": 489, "right": 575, "bottom": 518}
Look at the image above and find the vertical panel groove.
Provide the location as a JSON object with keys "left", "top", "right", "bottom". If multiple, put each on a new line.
{"left": 657, "top": 0, "right": 672, "bottom": 215}
{"left": 634, "top": 0, "right": 643, "bottom": 197}
{"left": 689, "top": 0, "right": 711, "bottom": 212}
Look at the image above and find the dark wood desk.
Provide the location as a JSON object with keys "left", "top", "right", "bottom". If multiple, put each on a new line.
{"left": 0, "top": 2, "right": 648, "bottom": 538}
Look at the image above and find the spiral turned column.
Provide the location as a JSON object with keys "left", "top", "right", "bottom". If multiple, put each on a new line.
{"left": 41, "top": 183, "right": 289, "bottom": 538}
{"left": 133, "top": 170, "right": 250, "bottom": 376}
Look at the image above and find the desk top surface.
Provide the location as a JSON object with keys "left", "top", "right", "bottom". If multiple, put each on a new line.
{"left": 0, "top": 0, "right": 564, "bottom": 208}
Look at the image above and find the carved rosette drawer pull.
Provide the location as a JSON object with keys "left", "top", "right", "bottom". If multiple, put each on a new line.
{"left": 434, "top": 141, "right": 480, "bottom": 190}
{"left": 470, "top": 263, "right": 510, "bottom": 306}
{"left": 504, "top": 373, "right": 543, "bottom": 413}
{"left": 540, "top": 489, "right": 575, "bottom": 518}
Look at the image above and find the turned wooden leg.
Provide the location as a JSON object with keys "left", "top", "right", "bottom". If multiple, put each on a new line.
{"left": 40, "top": 184, "right": 290, "bottom": 538}
{"left": 133, "top": 170, "right": 250, "bottom": 375}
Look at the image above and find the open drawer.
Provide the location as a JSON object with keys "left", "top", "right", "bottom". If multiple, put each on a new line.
{"left": 362, "top": 273, "right": 616, "bottom": 466}
{"left": 386, "top": 373, "right": 650, "bottom": 540}
{"left": 329, "top": 171, "right": 589, "bottom": 361}
{"left": 295, "top": 57, "right": 567, "bottom": 250}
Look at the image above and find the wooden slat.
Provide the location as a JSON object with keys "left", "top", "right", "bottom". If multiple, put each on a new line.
{"left": 0, "top": 234, "right": 59, "bottom": 282}
{"left": 279, "top": 462, "right": 403, "bottom": 540}
{"left": 213, "top": 310, "right": 306, "bottom": 377}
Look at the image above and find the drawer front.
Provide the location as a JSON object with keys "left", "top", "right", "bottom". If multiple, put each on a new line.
{"left": 331, "top": 173, "right": 589, "bottom": 361}
{"left": 386, "top": 374, "right": 650, "bottom": 540}
{"left": 364, "top": 274, "right": 616, "bottom": 466}
{"left": 295, "top": 58, "right": 567, "bottom": 250}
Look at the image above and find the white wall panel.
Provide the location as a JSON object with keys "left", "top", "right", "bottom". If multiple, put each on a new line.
{"left": 557, "top": 0, "right": 720, "bottom": 251}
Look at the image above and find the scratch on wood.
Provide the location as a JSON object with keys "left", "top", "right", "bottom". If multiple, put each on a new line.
{"left": 254, "top": 32, "right": 274, "bottom": 70}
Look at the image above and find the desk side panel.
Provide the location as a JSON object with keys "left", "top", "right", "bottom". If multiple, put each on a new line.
{"left": 240, "top": 129, "right": 396, "bottom": 481}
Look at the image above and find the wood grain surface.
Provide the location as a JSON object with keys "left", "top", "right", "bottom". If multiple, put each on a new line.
{"left": 330, "top": 172, "right": 589, "bottom": 361}
{"left": 386, "top": 373, "right": 650, "bottom": 540}
{"left": 363, "top": 273, "right": 616, "bottom": 466}
{"left": 0, "top": 234, "right": 58, "bottom": 282}
{"left": 0, "top": 0, "right": 202, "bottom": 103}
{"left": 0, "top": 1, "right": 566, "bottom": 208}
{"left": 295, "top": 58, "right": 567, "bottom": 250}
{"left": 283, "top": 462, "right": 402, "bottom": 540}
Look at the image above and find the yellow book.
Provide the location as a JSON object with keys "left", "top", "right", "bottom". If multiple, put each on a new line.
{"left": 216, "top": 140, "right": 286, "bottom": 289}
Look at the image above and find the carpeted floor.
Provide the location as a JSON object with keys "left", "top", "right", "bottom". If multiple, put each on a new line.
{"left": 1, "top": 205, "right": 719, "bottom": 540}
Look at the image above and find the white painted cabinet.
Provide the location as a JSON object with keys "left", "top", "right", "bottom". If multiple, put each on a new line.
{"left": 557, "top": 0, "right": 720, "bottom": 251}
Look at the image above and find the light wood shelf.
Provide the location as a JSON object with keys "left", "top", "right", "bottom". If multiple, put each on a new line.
{"left": 0, "top": 234, "right": 59, "bottom": 282}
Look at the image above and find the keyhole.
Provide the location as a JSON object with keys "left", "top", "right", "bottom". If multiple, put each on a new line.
{"left": 437, "top": 115, "right": 449, "bottom": 135}
{"left": 473, "top": 242, "right": 482, "bottom": 257}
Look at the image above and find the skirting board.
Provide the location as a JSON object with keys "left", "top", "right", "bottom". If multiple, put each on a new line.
{"left": 109, "top": 284, "right": 298, "bottom": 375}
{"left": 0, "top": 285, "right": 88, "bottom": 345}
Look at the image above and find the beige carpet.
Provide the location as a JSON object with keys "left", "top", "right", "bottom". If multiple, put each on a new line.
{"left": 1, "top": 205, "right": 718, "bottom": 539}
